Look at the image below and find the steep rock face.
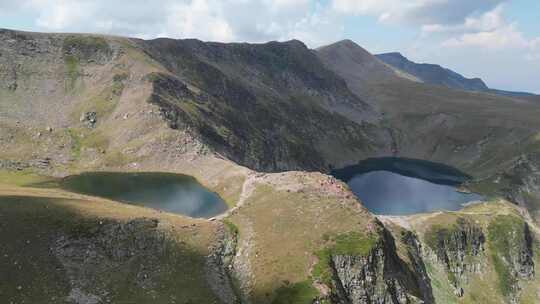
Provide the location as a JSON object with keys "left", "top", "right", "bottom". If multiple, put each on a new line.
{"left": 141, "top": 38, "right": 376, "bottom": 123}
{"left": 412, "top": 208, "right": 536, "bottom": 303}
{"left": 139, "top": 38, "right": 390, "bottom": 172}
{"left": 399, "top": 231, "right": 434, "bottom": 303}
{"left": 424, "top": 218, "right": 485, "bottom": 294}
{"left": 328, "top": 229, "right": 432, "bottom": 304}
{"left": 206, "top": 222, "right": 240, "bottom": 304}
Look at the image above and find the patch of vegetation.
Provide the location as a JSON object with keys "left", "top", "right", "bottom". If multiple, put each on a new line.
{"left": 424, "top": 225, "right": 451, "bottom": 253}
{"left": 223, "top": 219, "right": 239, "bottom": 236}
{"left": 64, "top": 35, "right": 108, "bottom": 49}
{"left": 84, "top": 85, "right": 122, "bottom": 118}
{"left": 112, "top": 73, "right": 128, "bottom": 96}
{"left": 81, "top": 131, "right": 109, "bottom": 151}
{"left": 0, "top": 170, "right": 57, "bottom": 187}
{"left": 271, "top": 281, "right": 319, "bottom": 304}
{"left": 64, "top": 54, "right": 79, "bottom": 91}
{"left": 332, "top": 232, "right": 378, "bottom": 256}
{"left": 62, "top": 35, "right": 112, "bottom": 92}
{"left": 312, "top": 249, "right": 333, "bottom": 285}
{"left": 67, "top": 128, "right": 82, "bottom": 159}
{"left": 312, "top": 232, "right": 378, "bottom": 285}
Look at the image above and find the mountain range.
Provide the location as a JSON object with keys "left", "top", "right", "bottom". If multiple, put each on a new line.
{"left": 1, "top": 29, "right": 540, "bottom": 304}
{"left": 376, "top": 51, "right": 536, "bottom": 98}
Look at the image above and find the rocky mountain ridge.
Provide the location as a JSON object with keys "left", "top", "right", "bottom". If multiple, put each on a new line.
{"left": 376, "top": 52, "right": 536, "bottom": 98}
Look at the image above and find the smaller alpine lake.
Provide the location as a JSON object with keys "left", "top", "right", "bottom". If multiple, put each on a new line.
{"left": 59, "top": 172, "right": 228, "bottom": 218}
{"left": 332, "top": 158, "right": 484, "bottom": 215}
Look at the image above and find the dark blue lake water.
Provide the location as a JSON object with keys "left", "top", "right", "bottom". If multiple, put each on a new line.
{"left": 60, "top": 172, "right": 228, "bottom": 218}
{"left": 332, "top": 158, "right": 484, "bottom": 215}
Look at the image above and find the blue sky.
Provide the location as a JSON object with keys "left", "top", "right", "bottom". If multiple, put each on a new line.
{"left": 0, "top": 0, "right": 538, "bottom": 93}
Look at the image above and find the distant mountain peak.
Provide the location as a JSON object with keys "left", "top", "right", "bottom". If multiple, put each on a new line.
{"left": 379, "top": 52, "right": 407, "bottom": 60}
{"left": 376, "top": 52, "right": 536, "bottom": 98}
{"left": 281, "top": 39, "right": 307, "bottom": 48}
{"left": 333, "top": 39, "right": 357, "bottom": 47}
{"left": 376, "top": 52, "right": 491, "bottom": 92}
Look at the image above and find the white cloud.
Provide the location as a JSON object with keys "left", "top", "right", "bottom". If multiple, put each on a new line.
{"left": 433, "top": 5, "right": 540, "bottom": 63}
{"left": 442, "top": 24, "right": 529, "bottom": 49}
{"left": 1, "top": 0, "right": 537, "bottom": 92}
{"left": 421, "top": 4, "right": 505, "bottom": 34}
{"left": 14, "top": 0, "right": 337, "bottom": 45}
{"left": 165, "top": 0, "right": 234, "bottom": 42}
{"left": 30, "top": 0, "right": 96, "bottom": 30}
{"left": 331, "top": 0, "right": 505, "bottom": 26}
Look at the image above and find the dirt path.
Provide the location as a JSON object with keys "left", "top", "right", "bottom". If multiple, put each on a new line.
{"left": 213, "top": 172, "right": 262, "bottom": 220}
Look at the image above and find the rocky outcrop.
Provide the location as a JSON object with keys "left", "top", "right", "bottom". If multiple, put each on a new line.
{"left": 424, "top": 218, "right": 485, "bottom": 294}
{"left": 62, "top": 35, "right": 114, "bottom": 64}
{"left": 206, "top": 222, "right": 240, "bottom": 304}
{"left": 144, "top": 56, "right": 387, "bottom": 172}
{"left": 327, "top": 229, "right": 432, "bottom": 304}
{"left": 399, "top": 231, "right": 434, "bottom": 303}
{"left": 516, "top": 223, "right": 535, "bottom": 280}
{"left": 419, "top": 213, "right": 535, "bottom": 301}
{"left": 80, "top": 111, "right": 97, "bottom": 128}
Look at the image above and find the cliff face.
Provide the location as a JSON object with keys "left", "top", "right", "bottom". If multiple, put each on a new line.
{"left": 401, "top": 203, "right": 538, "bottom": 304}
{"left": 424, "top": 218, "right": 486, "bottom": 295}
{"left": 146, "top": 70, "right": 386, "bottom": 172}
{"left": 139, "top": 38, "right": 389, "bottom": 172}
{"left": 206, "top": 222, "right": 240, "bottom": 304}
{"left": 314, "top": 227, "right": 433, "bottom": 304}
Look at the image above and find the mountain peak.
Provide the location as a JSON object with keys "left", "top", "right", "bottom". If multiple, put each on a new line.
{"left": 282, "top": 39, "right": 307, "bottom": 48}
{"left": 376, "top": 52, "right": 491, "bottom": 92}
{"left": 378, "top": 52, "right": 407, "bottom": 60}
{"left": 334, "top": 39, "right": 357, "bottom": 47}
